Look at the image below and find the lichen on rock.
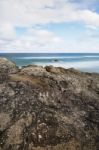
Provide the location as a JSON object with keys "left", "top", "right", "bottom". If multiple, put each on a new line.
{"left": 0, "top": 58, "right": 99, "bottom": 150}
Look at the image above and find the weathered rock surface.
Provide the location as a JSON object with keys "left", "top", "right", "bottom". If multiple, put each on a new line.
{"left": 0, "top": 58, "right": 99, "bottom": 150}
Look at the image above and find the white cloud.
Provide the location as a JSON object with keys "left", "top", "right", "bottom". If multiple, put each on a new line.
{"left": 79, "top": 10, "right": 99, "bottom": 27}
{"left": 1, "top": 27, "right": 99, "bottom": 53}
{"left": 0, "top": 0, "right": 99, "bottom": 52}
{"left": 0, "top": 25, "right": 99, "bottom": 53}
{"left": 0, "top": 0, "right": 99, "bottom": 27}
{"left": 86, "top": 25, "right": 98, "bottom": 30}
{"left": 0, "top": 28, "right": 64, "bottom": 53}
{"left": 0, "top": 23, "right": 16, "bottom": 40}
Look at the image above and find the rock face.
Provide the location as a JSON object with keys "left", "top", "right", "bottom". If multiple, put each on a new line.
{"left": 0, "top": 58, "right": 18, "bottom": 83}
{"left": 0, "top": 58, "right": 99, "bottom": 150}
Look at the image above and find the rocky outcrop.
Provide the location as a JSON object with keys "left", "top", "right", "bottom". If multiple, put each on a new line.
{"left": 0, "top": 58, "right": 18, "bottom": 83}
{"left": 0, "top": 58, "right": 99, "bottom": 150}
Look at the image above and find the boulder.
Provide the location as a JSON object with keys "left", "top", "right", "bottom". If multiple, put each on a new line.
{"left": 0, "top": 58, "right": 18, "bottom": 82}
{"left": 0, "top": 58, "right": 18, "bottom": 74}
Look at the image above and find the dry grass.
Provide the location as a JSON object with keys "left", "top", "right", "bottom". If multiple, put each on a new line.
{"left": 9, "top": 74, "right": 48, "bottom": 88}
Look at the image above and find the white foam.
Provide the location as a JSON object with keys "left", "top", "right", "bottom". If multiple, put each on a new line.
{"left": 84, "top": 56, "right": 99, "bottom": 58}
{"left": 14, "top": 54, "right": 99, "bottom": 60}
{"left": 14, "top": 56, "right": 72, "bottom": 59}
{"left": 14, "top": 56, "right": 91, "bottom": 59}
{"left": 34, "top": 60, "right": 99, "bottom": 70}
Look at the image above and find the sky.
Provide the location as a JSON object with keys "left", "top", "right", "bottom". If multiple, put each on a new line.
{"left": 0, "top": 0, "right": 99, "bottom": 53}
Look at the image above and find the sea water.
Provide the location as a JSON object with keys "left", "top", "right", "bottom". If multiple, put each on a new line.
{"left": 0, "top": 53, "right": 99, "bottom": 73}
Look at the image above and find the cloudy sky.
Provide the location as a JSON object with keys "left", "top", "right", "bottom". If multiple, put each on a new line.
{"left": 0, "top": 0, "right": 99, "bottom": 53}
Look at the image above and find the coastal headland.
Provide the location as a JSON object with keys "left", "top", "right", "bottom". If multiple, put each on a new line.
{"left": 0, "top": 58, "right": 99, "bottom": 150}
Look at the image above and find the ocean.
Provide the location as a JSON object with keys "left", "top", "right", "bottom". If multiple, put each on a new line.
{"left": 0, "top": 53, "right": 99, "bottom": 73}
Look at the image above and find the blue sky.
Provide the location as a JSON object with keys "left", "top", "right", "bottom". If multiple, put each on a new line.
{"left": 0, "top": 0, "right": 99, "bottom": 53}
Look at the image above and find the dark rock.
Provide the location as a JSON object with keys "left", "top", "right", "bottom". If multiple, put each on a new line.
{"left": 53, "top": 59, "right": 59, "bottom": 62}
{"left": 0, "top": 58, "right": 99, "bottom": 150}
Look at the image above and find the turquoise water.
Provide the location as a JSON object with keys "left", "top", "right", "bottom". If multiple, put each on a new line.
{"left": 0, "top": 53, "right": 99, "bottom": 73}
